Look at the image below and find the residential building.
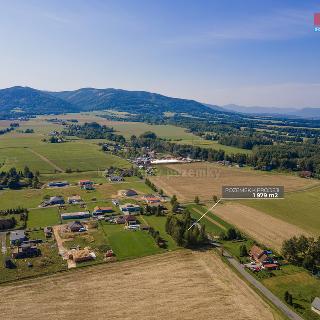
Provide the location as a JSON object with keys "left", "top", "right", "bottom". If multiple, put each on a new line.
{"left": 119, "top": 203, "right": 141, "bottom": 214}
{"left": 67, "top": 195, "right": 83, "bottom": 204}
{"left": 10, "top": 230, "right": 27, "bottom": 245}
{"left": 93, "top": 206, "right": 114, "bottom": 215}
{"left": 67, "top": 221, "right": 85, "bottom": 232}
{"left": 61, "top": 211, "right": 91, "bottom": 220}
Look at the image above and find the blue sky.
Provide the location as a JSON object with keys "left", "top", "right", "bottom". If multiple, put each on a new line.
{"left": 0, "top": 0, "right": 319, "bottom": 107}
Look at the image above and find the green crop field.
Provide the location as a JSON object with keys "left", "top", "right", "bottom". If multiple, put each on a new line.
{"left": 0, "top": 117, "right": 131, "bottom": 173}
{"left": 240, "top": 186, "right": 320, "bottom": 236}
{"left": 174, "top": 139, "right": 252, "bottom": 155}
{"left": 31, "top": 141, "right": 130, "bottom": 172}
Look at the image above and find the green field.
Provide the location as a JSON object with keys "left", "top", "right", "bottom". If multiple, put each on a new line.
{"left": 174, "top": 139, "right": 252, "bottom": 155}
{"left": 0, "top": 179, "right": 150, "bottom": 210}
{"left": 240, "top": 186, "right": 320, "bottom": 236}
{"left": 27, "top": 208, "right": 61, "bottom": 228}
{"left": 142, "top": 215, "right": 179, "bottom": 250}
{"left": 262, "top": 271, "right": 320, "bottom": 320}
{"left": 100, "top": 222, "right": 163, "bottom": 260}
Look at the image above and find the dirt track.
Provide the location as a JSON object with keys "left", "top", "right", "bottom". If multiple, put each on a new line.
{"left": 0, "top": 251, "right": 275, "bottom": 320}
{"left": 213, "top": 203, "right": 311, "bottom": 251}
{"left": 150, "top": 163, "right": 318, "bottom": 202}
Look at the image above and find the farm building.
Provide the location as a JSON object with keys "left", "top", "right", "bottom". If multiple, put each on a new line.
{"left": 10, "top": 230, "right": 27, "bottom": 245}
{"left": 262, "top": 263, "right": 279, "bottom": 271}
{"left": 42, "top": 196, "right": 65, "bottom": 207}
{"left": 119, "top": 203, "right": 141, "bottom": 214}
{"left": 11, "top": 243, "right": 41, "bottom": 259}
{"left": 249, "top": 245, "right": 268, "bottom": 264}
{"left": 312, "top": 297, "right": 320, "bottom": 316}
{"left": 93, "top": 206, "right": 114, "bottom": 215}
{"left": 47, "top": 181, "right": 69, "bottom": 187}
{"left": 109, "top": 176, "right": 124, "bottom": 182}
{"left": 124, "top": 215, "right": 138, "bottom": 226}
{"left": 121, "top": 189, "right": 138, "bottom": 197}
{"left": 67, "top": 221, "right": 86, "bottom": 232}
{"left": 67, "top": 195, "right": 83, "bottom": 204}
{"left": 143, "top": 194, "right": 161, "bottom": 204}
{"left": 61, "top": 211, "right": 91, "bottom": 220}
{"left": 78, "top": 180, "right": 93, "bottom": 186}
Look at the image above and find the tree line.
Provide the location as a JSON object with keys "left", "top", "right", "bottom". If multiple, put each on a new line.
{"left": 282, "top": 235, "right": 320, "bottom": 272}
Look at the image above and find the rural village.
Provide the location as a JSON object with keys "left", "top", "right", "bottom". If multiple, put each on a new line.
{"left": 0, "top": 114, "right": 319, "bottom": 320}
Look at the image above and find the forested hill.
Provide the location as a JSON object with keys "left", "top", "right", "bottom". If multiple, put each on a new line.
{"left": 0, "top": 86, "right": 219, "bottom": 118}
{"left": 50, "top": 88, "right": 215, "bottom": 114}
{"left": 0, "top": 86, "right": 77, "bottom": 117}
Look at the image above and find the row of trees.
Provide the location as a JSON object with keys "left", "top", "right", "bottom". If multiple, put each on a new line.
{"left": 142, "top": 205, "right": 165, "bottom": 216}
{"left": 282, "top": 235, "right": 320, "bottom": 272}
{"left": 145, "top": 178, "right": 158, "bottom": 192}
{"left": 219, "top": 134, "right": 273, "bottom": 150}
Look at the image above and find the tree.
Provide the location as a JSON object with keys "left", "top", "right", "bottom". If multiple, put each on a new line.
{"left": 284, "top": 291, "right": 289, "bottom": 303}
{"left": 212, "top": 195, "right": 218, "bottom": 203}
{"left": 302, "top": 255, "right": 315, "bottom": 271}
{"left": 194, "top": 196, "right": 200, "bottom": 204}
{"left": 287, "top": 293, "right": 293, "bottom": 306}
{"left": 170, "top": 194, "right": 177, "bottom": 205}
{"left": 282, "top": 237, "right": 299, "bottom": 263}
{"left": 226, "top": 228, "right": 237, "bottom": 240}
{"left": 239, "top": 244, "right": 248, "bottom": 257}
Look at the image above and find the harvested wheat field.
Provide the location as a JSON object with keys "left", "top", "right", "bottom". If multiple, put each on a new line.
{"left": 0, "top": 250, "right": 277, "bottom": 320}
{"left": 150, "top": 162, "right": 318, "bottom": 201}
{"left": 213, "top": 203, "right": 311, "bottom": 251}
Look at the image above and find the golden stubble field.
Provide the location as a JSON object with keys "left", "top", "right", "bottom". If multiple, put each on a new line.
{"left": 213, "top": 203, "right": 312, "bottom": 251}
{"left": 150, "top": 162, "right": 319, "bottom": 202}
{"left": 0, "top": 251, "right": 276, "bottom": 320}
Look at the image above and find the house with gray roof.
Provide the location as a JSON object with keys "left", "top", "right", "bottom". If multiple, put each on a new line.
{"left": 10, "top": 230, "right": 27, "bottom": 245}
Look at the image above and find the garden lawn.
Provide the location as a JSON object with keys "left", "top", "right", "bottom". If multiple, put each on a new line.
{"left": 27, "top": 208, "right": 61, "bottom": 228}
{"left": 100, "top": 222, "right": 162, "bottom": 260}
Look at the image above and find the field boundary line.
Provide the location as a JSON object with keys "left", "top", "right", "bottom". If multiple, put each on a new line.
{"left": 28, "top": 148, "right": 64, "bottom": 172}
{"left": 188, "top": 199, "right": 221, "bottom": 230}
{"left": 192, "top": 207, "right": 227, "bottom": 231}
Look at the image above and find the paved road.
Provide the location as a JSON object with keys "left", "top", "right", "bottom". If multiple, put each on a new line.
{"left": 222, "top": 250, "right": 304, "bottom": 320}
